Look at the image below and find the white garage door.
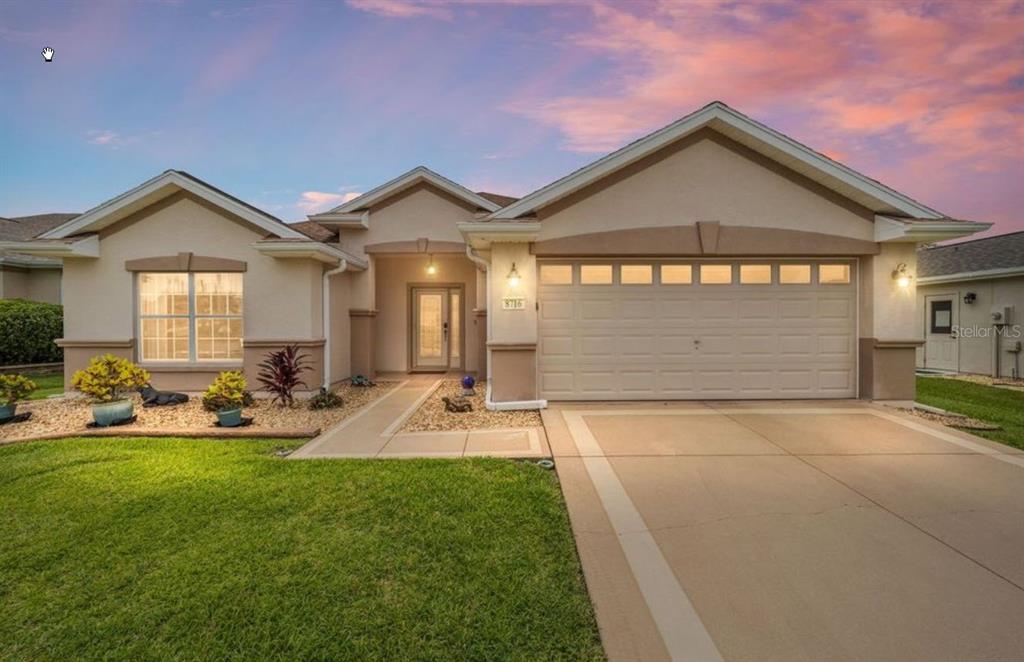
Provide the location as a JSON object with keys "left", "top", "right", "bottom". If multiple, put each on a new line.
{"left": 538, "top": 260, "right": 857, "bottom": 400}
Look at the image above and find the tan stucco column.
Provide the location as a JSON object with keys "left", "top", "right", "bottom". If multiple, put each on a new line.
{"left": 487, "top": 242, "right": 539, "bottom": 402}
{"left": 349, "top": 309, "right": 377, "bottom": 378}
{"left": 859, "top": 243, "right": 922, "bottom": 401}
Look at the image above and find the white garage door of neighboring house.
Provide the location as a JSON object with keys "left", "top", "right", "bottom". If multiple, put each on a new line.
{"left": 538, "top": 260, "right": 857, "bottom": 400}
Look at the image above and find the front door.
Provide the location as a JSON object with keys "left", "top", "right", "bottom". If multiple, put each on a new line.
{"left": 924, "top": 294, "right": 958, "bottom": 371}
{"left": 412, "top": 287, "right": 462, "bottom": 371}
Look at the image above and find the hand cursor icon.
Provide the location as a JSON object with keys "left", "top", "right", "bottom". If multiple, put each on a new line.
{"left": 42, "top": 47, "right": 54, "bottom": 62}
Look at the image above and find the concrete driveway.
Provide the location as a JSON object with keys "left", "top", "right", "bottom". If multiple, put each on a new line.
{"left": 545, "top": 402, "right": 1024, "bottom": 662}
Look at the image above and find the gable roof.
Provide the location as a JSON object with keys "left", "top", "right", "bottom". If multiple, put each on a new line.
{"left": 918, "top": 231, "right": 1024, "bottom": 280}
{"left": 39, "top": 170, "right": 308, "bottom": 241}
{"left": 476, "top": 191, "right": 518, "bottom": 207}
{"left": 489, "top": 101, "right": 946, "bottom": 221}
{"left": 0, "top": 213, "right": 80, "bottom": 241}
{"left": 317, "top": 166, "right": 501, "bottom": 216}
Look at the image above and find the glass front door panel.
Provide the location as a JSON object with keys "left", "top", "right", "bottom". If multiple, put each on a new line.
{"left": 418, "top": 293, "right": 444, "bottom": 360}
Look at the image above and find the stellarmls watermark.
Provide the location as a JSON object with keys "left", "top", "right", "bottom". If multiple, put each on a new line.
{"left": 952, "top": 324, "right": 1023, "bottom": 339}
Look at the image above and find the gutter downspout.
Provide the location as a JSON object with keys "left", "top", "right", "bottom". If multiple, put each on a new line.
{"left": 465, "top": 245, "right": 491, "bottom": 381}
{"left": 322, "top": 260, "right": 348, "bottom": 390}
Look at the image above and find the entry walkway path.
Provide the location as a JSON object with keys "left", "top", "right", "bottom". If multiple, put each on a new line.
{"left": 290, "top": 374, "right": 548, "bottom": 459}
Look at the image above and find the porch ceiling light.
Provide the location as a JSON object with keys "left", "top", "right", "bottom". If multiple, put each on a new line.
{"left": 892, "top": 263, "right": 913, "bottom": 288}
{"left": 426, "top": 254, "right": 437, "bottom": 276}
{"left": 507, "top": 262, "right": 521, "bottom": 288}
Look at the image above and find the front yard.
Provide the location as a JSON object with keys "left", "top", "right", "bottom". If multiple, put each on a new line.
{"left": 916, "top": 375, "right": 1024, "bottom": 450}
{"left": 0, "top": 437, "right": 602, "bottom": 660}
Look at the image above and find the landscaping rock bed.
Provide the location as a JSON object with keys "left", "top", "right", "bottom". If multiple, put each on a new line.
{"left": 400, "top": 380, "right": 542, "bottom": 432}
{"left": 906, "top": 407, "right": 1002, "bottom": 431}
{"left": 1, "top": 381, "right": 396, "bottom": 443}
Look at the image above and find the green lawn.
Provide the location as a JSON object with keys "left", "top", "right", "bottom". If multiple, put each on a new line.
{"left": 0, "top": 438, "right": 603, "bottom": 661}
{"left": 916, "top": 376, "right": 1024, "bottom": 450}
{"left": 24, "top": 372, "right": 64, "bottom": 400}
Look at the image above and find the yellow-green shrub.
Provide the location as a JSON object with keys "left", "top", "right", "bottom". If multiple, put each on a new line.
{"left": 0, "top": 374, "right": 36, "bottom": 405}
{"left": 71, "top": 354, "right": 150, "bottom": 403}
{"left": 202, "top": 371, "right": 252, "bottom": 412}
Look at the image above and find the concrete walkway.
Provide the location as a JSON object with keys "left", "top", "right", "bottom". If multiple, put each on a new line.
{"left": 548, "top": 401, "right": 1024, "bottom": 662}
{"left": 290, "top": 375, "right": 548, "bottom": 459}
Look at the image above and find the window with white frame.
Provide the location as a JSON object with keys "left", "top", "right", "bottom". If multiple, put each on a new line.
{"left": 138, "top": 272, "right": 243, "bottom": 362}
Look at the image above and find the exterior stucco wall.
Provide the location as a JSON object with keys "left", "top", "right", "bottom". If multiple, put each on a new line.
{"left": 373, "top": 254, "right": 480, "bottom": 373}
{"left": 329, "top": 272, "right": 352, "bottom": 385}
{"left": 537, "top": 129, "right": 875, "bottom": 242}
{"left": 0, "top": 267, "right": 57, "bottom": 302}
{"left": 341, "top": 183, "right": 476, "bottom": 255}
{"left": 917, "top": 275, "right": 1024, "bottom": 378}
{"left": 61, "top": 194, "right": 328, "bottom": 390}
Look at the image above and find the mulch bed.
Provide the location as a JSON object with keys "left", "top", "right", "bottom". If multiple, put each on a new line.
{"left": 400, "top": 380, "right": 542, "bottom": 433}
{"left": 1, "top": 381, "right": 397, "bottom": 444}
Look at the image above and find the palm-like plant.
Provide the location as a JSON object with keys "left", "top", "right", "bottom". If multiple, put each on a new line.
{"left": 256, "top": 345, "right": 310, "bottom": 406}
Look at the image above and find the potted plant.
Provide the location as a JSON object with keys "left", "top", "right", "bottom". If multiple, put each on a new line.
{"left": 0, "top": 374, "right": 36, "bottom": 421}
{"left": 71, "top": 354, "right": 150, "bottom": 426}
{"left": 202, "top": 371, "right": 249, "bottom": 427}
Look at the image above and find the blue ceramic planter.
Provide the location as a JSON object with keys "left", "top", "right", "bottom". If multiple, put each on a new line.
{"left": 0, "top": 403, "right": 16, "bottom": 422}
{"left": 92, "top": 399, "right": 134, "bottom": 427}
{"left": 217, "top": 408, "right": 243, "bottom": 427}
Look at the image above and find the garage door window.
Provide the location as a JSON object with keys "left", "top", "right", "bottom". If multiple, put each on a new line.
{"left": 740, "top": 264, "right": 772, "bottom": 284}
{"left": 660, "top": 264, "right": 692, "bottom": 284}
{"left": 819, "top": 264, "right": 851, "bottom": 284}
{"left": 779, "top": 264, "right": 811, "bottom": 284}
{"left": 620, "top": 265, "right": 652, "bottom": 284}
{"left": 540, "top": 264, "right": 573, "bottom": 285}
{"left": 580, "top": 265, "right": 613, "bottom": 285}
{"left": 700, "top": 264, "right": 733, "bottom": 284}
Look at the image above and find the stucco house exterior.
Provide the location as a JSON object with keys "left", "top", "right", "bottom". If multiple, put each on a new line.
{"left": 916, "top": 231, "right": 1024, "bottom": 379}
{"left": 0, "top": 214, "right": 75, "bottom": 303}
{"left": 0, "top": 102, "right": 992, "bottom": 405}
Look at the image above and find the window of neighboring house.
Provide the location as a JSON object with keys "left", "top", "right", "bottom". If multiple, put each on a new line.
{"left": 700, "top": 264, "right": 733, "bottom": 284}
{"left": 138, "top": 272, "right": 243, "bottom": 362}
{"left": 580, "top": 264, "right": 613, "bottom": 285}
{"left": 740, "top": 264, "right": 772, "bottom": 284}
{"left": 819, "top": 264, "right": 851, "bottom": 284}
{"left": 660, "top": 264, "right": 692, "bottom": 284}
{"left": 779, "top": 264, "right": 812, "bottom": 284}
{"left": 930, "top": 300, "right": 953, "bottom": 334}
{"left": 539, "top": 264, "right": 573, "bottom": 285}
{"left": 620, "top": 264, "right": 653, "bottom": 284}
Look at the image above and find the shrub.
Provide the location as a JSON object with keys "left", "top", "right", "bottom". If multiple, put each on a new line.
{"left": 256, "top": 345, "right": 310, "bottom": 407}
{"left": 308, "top": 387, "right": 343, "bottom": 410}
{"left": 0, "top": 299, "right": 63, "bottom": 366}
{"left": 71, "top": 354, "right": 150, "bottom": 403}
{"left": 201, "top": 371, "right": 252, "bottom": 412}
{"left": 0, "top": 374, "right": 36, "bottom": 405}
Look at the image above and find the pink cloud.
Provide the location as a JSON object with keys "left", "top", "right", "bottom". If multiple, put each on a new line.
{"left": 346, "top": 0, "right": 454, "bottom": 20}
{"left": 499, "top": 0, "right": 1024, "bottom": 231}
{"left": 296, "top": 190, "right": 362, "bottom": 214}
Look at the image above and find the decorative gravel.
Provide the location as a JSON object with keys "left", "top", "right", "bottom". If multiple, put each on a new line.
{"left": 932, "top": 373, "right": 1024, "bottom": 391}
{"left": 1, "top": 382, "right": 397, "bottom": 443}
{"left": 400, "top": 380, "right": 542, "bottom": 433}
{"left": 905, "top": 407, "right": 1001, "bottom": 431}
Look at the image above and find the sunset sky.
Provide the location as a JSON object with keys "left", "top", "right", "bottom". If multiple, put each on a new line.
{"left": 2, "top": 0, "right": 1022, "bottom": 237}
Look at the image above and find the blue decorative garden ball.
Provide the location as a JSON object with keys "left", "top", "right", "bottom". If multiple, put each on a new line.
{"left": 461, "top": 375, "right": 476, "bottom": 390}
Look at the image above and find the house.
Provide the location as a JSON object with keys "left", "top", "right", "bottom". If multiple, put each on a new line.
{"left": 0, "top": 102, "right": 992, "bottom": 404}
{"left": 0, "top": 214, "right": 77, "bottom": 303}
{"left": 916, "top": 231, "right": 1024, "bottom": 379}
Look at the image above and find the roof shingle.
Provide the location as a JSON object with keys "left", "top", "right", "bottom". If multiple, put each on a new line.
{"left": 918, "top": 231, "right": 1024, "bottom": 278}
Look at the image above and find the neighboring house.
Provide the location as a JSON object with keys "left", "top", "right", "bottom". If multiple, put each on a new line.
{"left": 917, "top": 231, "right": 1024, "bottom": 379}
{"left": 0, "top": 213, "right": 77, "bottom": 303}
{"left": 0, "top": 102, "right": 992, "bottom": 403}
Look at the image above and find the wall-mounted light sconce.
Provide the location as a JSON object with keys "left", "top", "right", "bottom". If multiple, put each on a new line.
{"left": 507, "top": 262, "right": 521, "bottom": 288}
{"left": 892, "top": 263, "right": 913, "bottom": 288}
{"left": 964, "top": 292, "right": 977, "bottom": 305}
{"left": 426, "top": 254, "right": 437, "bottom": 276}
